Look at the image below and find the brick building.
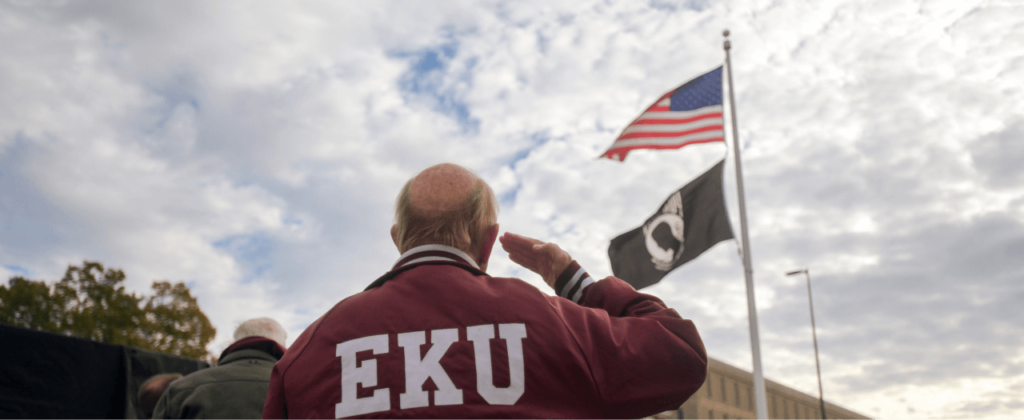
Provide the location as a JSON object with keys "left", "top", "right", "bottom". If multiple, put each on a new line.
{"left": 655, "top": 358, "right": 870, "bottom": 419}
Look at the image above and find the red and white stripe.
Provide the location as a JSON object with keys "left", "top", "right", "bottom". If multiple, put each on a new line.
{"left": 602, "top": 94, "right": 725, "bottom": 161}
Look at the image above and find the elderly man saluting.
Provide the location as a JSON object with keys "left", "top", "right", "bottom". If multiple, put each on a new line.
{"left": 263, "top": 163, "right": 707, "bottom": 419}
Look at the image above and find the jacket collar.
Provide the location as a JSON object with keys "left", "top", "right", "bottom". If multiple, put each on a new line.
{"left": 218, "top": 336, "right": 286, "bottom": 363}
{"left": 219, "top": 348, "right": 279, "bottom": 366}
{"left": 392, "top": 244, "right": 480, "bottom": 270}
{"left": 365, "top": 244, "right": 484, "bottom": 291}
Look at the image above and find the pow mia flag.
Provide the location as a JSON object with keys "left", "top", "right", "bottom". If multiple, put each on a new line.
{"left": 608, "top": 159, "right": 734, "bottom": 290}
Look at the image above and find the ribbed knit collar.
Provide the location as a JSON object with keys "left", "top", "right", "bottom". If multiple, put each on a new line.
{"left": 392, "top": 244, "right": 480, "bottom": 270}
{"left": 364, "top": 244, "right": 483, "bottom": 291}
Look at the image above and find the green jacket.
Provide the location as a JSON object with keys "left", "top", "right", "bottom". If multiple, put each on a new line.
{"left": 152, "top": 346, "right": 279, "bottom": 419}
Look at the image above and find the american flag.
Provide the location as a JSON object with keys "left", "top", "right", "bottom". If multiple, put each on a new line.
{"left": 601, "top": 66, "right": 725, "bottom": 161}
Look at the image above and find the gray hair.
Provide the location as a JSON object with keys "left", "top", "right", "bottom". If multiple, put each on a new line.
{"left": 233, "top": 317, "right": 286, "bottom": 345}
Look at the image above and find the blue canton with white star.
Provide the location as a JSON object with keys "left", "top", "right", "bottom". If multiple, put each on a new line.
{"left": 670, "top": 66, "right": 723, "bottom": 111}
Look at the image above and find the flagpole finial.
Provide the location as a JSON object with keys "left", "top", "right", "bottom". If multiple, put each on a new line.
{"left": 723, "top": 29, "right": 730, "bottom": 37}
{"left": 723, "top": 29, "right": 731, "bottom": 50}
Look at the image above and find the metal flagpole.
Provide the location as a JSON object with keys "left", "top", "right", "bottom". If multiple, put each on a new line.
{"left": 723, "top": 29, "right": 769, "bottom": 420}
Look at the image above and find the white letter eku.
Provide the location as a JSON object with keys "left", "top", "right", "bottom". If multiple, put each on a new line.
{"left": 398, "top": 328, "right": 463, "bottom": 409}
{"left": 334, "top": 324, "right": 528, "bottom": 417}
{"left": 466, "top": 323, "right": 528, "bottom": 405}
{"left": 335, "top": 334, "right": 390, "bottom": 418}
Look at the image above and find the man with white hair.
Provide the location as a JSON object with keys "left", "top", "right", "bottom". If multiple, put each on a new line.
{"left": 153, "top": 318, "right": 287, "bottom": 419}
{"left": 264, "top": 163, "right": 707, "bottom": 418}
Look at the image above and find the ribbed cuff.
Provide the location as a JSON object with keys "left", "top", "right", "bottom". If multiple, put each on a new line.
{"left": 553, "top": 260, "right": 595, "bottom": 304}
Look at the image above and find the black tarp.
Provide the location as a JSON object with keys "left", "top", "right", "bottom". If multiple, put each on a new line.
{"left": 0, "top": 323, "right": 210, "bottom": 419}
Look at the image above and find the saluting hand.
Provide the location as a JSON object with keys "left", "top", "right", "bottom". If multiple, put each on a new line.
{"left": 499, "top": 232, "right": 572, "bottom": 289}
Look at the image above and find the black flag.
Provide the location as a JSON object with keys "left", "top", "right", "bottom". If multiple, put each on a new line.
{"left": 608, "top": 159, "right": 734, "bottom": 289}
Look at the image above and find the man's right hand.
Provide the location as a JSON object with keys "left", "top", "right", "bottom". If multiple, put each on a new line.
{"left": 498, "top": 232, "right": 573, "bottom": 289}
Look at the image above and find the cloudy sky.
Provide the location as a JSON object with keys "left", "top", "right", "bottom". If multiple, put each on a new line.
{"left": 2, "top": 0, "right": 1022, "bottom": 417}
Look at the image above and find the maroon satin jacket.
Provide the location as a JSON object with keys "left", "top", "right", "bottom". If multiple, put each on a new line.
{"left": 263, "top": 244, "right": 707, "bottom": 419}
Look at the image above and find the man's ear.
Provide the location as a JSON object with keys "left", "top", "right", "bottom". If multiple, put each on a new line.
{"left": 477, "top": 223, "right": 500, "bottom": 272}
{"left": 390, "top": 224, "right": 400, "bottom": 252}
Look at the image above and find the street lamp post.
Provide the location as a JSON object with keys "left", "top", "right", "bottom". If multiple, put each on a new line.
{"left": 786, "top": 268, "right": 827, "bottom": 420}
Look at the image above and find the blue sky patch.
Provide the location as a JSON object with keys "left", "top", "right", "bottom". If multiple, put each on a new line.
{"left": 283, "top": 214, "right": 304, "bottom": 227}
{"left": 500, "top": 185, "right": 519, "bottom": 206}
{"left": 4, "top": 265, "right": 30, "bottom": 277}
{"left": 649, "top": 0, "right": 711, "bottom": 12}
{"left": 213, "top": 234, "right": 274, "bottom": 282}
{"left": 392, "top": 41, "right": 479, "bottom": 133}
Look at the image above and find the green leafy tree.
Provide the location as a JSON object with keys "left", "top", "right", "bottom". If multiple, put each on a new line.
{"left": 0, "top": 261, "right": 216, "bottom": 360}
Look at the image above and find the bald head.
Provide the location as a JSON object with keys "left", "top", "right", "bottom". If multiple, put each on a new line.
{"left": 408, "top": 164, "right": 483, "bottom": 217}
{"left": 393, "top": 164, "right": 499, "bottom": 267}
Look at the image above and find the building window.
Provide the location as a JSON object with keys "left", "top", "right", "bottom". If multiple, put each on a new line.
{"left": 771, "top": 396, "right": 777, "bottom": 418}
{"left": 710, "top": 410, "right": 715, "bottom": 419}
{"left": 784, "top": 400, "right": 790, "bottom": 419}
{"left": 734, "top": 382, "right": 740, "bottom": 406}
{"left": 721, "top": 378, "right": 727, "bottom": 403}
{"left": 708, "top": 376, "right": 713, "bottom": 398}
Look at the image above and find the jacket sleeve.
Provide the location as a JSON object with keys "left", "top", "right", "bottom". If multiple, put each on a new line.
{"left": 262, "top": 364, "right": 287, "bottom": 419}
{"left": 548, "top": 261, "right": 708, "bottom": 418}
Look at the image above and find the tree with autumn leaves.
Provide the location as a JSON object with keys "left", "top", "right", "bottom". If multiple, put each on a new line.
{"left": 0, "top": 261, "right": 216, "bottom": 360}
